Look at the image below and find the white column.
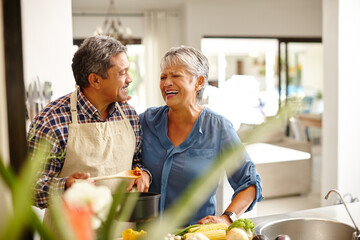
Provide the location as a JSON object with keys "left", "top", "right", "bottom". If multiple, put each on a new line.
{"left": 322, "top": 0, "right": 339, "bottom": 205}
{"left": 322, "top": 0, "right": 360, "bottom": 205}
{"left": 337, "top": 0, "right": 360, "bottom": 198}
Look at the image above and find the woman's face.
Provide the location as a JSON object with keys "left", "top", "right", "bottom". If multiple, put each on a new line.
{"left": 160, "top": 65, "right": 200, "bottom": 109}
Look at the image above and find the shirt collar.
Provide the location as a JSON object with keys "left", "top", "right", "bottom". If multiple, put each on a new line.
{"left": 77, "top": 88, "right": 117, "bottom": 119}
{"left": 154, "top": 106, "right": 205, "bottom": 151}
{"left": 154, "top": 106, "right": 206, "bottom": 134}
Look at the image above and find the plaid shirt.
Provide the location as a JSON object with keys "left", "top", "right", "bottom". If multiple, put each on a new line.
{"left": 28, "top": 89, "right": 143, "bottom": 209}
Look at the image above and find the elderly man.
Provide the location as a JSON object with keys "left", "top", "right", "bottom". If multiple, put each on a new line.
{"left": 27, "top": 35, "right": 150, "bottom": 216}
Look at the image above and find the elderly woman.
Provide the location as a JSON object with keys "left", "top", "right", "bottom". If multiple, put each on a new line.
{"left": 140, "top": 46, "right": 263, "bottom": 225}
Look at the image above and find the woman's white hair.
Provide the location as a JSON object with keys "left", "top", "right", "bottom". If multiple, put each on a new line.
{"left": 160, "top": 46, "right": 209, "bottom": 102}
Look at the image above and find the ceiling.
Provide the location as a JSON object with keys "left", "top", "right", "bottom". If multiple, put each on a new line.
{"left": 72, "top": 0, "right": 189, "bottom": 13}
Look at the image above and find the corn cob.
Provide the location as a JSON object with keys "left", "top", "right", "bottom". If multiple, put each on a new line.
{"left": 184, "top": 229, "right": 226, "bottom": 240}
{"left": 187, "top": 223, "right": 228, "bottom": 233}
{"left": 122, "top": 228, "right": 147, "bottom": 240}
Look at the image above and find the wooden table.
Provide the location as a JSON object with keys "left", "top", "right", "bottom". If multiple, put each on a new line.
{"left": 297, "top": 113, "right": 322, "bottom": 128}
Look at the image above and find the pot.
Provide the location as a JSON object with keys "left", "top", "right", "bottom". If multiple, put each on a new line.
{"left": 122, "top": 192, "right": 160, "bottom": 222}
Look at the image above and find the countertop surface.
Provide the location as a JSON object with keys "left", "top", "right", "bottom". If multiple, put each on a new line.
{"left": 251, "top": 202, "right": 360, "bottom": 234}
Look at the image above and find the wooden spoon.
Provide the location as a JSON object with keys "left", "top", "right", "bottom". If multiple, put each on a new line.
{"left": 89, "top": 169, "right": 141, "bottom": 181}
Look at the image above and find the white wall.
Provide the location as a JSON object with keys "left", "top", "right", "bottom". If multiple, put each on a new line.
{"left": 322, "top": 0, "right": 360, "bottom": 205}
{"left": 184, "top": 0, "right": 322, "bottom": 49}
{"left": 21, "top": 0, "right": 75, "bottom": 101}
{"left": 72, "top": 13, "right": 181, "bottom": 48}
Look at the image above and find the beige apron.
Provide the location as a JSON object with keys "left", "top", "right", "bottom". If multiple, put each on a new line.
{"left": 43, "top": 89, "right": 136, "bottom": 230}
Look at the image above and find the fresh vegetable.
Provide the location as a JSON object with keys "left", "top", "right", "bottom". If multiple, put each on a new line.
{"left": 226, "top": 228, "right": 248, "bottom": 240}
{"left": 227, "top": 218, "right": 255, "bottom": 238}
{"left": 122, "top": 228, "right": 147, "bottom": 240}
{"left": 184, "top": 230, "right": 226, "bottom": 240}
{"left": 188, "top": 223, "right": 228, "bottom": 233}
{"left": 133, "top": 166, "right": 141, "bottom": 176}
{"left": 274, "top": 234, "right": 291, "bottom": 240}
{"left": 164, "top": 233, "right": 182, "bottom": 240}
{"left": 252, "top": 235, "right": 269, "bottom": 240}
{"left": 173, "top": 224, "right": 200, "bottom": 236}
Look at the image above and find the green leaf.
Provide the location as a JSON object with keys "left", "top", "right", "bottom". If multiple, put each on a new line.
{"left": 173, "top": 224, "right": 200, "bottom": 236}
{"left": 0, "top": 156, "right": 16, "bottom": 189}
{"left": 29, "top": 209, "right": 56, "bottom": 240}
{"left": 0, "top": 140, "right": 57, "bottom": 240}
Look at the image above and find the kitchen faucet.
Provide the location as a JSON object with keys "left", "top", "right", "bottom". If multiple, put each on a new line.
{"left": 325, "top": 189, "right": 360, "bottom": 240}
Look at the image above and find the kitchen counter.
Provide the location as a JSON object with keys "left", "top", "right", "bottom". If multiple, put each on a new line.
{"left": 251, "top": 202, "right": 360, "bottom": 234}
{"left": 245, "top": 143, "right": 311, "bottom": 198}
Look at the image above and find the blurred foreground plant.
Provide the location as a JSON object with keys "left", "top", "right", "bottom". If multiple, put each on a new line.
{"left": 0, "top": 139, "right": 141, "bottom": 240}
{"left": 0, "top": 141, "right": 57, "bottom": 239}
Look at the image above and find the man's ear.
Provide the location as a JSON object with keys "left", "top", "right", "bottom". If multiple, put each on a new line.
{"left": 88, "top": 73, "right": 101, "bottom": 89}
{"left": 196, "top": 76, "right": 205, "bottom": 91}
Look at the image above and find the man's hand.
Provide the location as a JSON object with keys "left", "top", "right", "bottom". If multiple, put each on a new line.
{"left": 66, "top": 172, "right": 90, "bottom": 189}
{"left": 126, "top": 170, "right": 150, "bottom": 192}
{"left": 197, "top": 215, "right": 231, "bottom": 225}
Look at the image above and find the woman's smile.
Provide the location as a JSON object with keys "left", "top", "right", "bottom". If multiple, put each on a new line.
{"left": 165, "top": 89, "right": 179, "bottom": 99}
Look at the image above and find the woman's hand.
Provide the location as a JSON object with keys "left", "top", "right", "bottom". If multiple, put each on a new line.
{"left": 197, "top": 215, "right": 231, "bottom": 225}
{"left": 126, "top": 170, "right": 150, "bottom": 192}
{"left": 65, "top": 172, "right": 91, "bottom": 189}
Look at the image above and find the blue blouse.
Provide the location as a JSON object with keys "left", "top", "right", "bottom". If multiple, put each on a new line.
{"left": 140, "top": 106, "right": 263, "bottom": 225}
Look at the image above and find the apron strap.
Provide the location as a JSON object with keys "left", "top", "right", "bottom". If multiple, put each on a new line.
{"left": 70, "top": 89, "right": 78, "bottom": 124}
{"left": 115, "top": 102, "right": 126, "bottom": 119}
{"left": 115, "top": 102, "right": 133, "bottom": 131}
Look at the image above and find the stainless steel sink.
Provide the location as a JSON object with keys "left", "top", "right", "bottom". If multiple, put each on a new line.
{"left": 257, "top": 218, "right": 355, "bottom": 240}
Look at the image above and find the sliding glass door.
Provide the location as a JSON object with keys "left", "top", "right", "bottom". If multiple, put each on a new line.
{"left": 201, "top": 37, "right": 322, "bottom": 131}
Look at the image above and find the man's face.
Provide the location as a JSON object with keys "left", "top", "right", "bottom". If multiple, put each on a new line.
{"left": 100, "top": 52, "right": 132, "bottom": 103}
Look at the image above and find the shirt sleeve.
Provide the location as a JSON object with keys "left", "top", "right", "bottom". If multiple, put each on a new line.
{"left": 28, "top": 118, "right": 67, "bottom": 209}
{"left": 220, "top": 119, "right": 264, "bottom": 212}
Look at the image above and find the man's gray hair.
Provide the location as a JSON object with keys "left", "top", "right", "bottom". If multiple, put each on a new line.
{"left": 160, "top": 46, "right": 209, "bottom": 102}
{"left": 72, "top": 35, "right": 127, "bottom": 88}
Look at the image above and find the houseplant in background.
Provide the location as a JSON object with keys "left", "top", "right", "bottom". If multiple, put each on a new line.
{"left": 0, "top": 107, "right": 291, "bottom": 240}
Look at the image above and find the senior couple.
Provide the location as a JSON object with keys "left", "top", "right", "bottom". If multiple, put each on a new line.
{"left": 28, "top": 35, "right": 263, "bottom": 226}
